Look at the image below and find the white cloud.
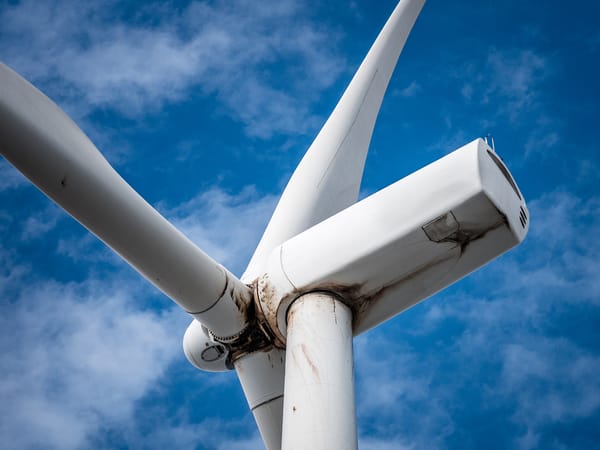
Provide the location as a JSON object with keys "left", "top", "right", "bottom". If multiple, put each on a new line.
{"left": 523, "top": 115, "right": 561, "bottom": 160}
{"left": 0, "top": 160, "right": 28, "bottom": 192}
{"left": 457, "top": 47, "right": 562, "bottom": 166}
{"left": 500, "top": 339, "right": 600, "bottom": 425}
{"left": 454, "top": 48, "right": 548, "bottom": 121}
{"left": 460, "top": 83, "right": 474, "bottom": 101}
{"left": 576, "top": 159, "right": 600, "bottom": 186}
{"left": 19, "top": 204, "right": 64, "bottom": 241}
{"left": 0, "top": 248, "right": 29, "bottom": 294}
{"left": 440, "top": 47, "right": 555, "bottom": 164}
{"left": 483, "top": 49, "right": 547, "bottom": 119}
{"left": 426, "top": 113, "right": 468, "bottom": 155}
{"left": 0, "top": 276, "right": 188, "bottom": 449}
{"left": 355, "top": 333, "right": 454, "bottom": 450}
{"left": 0, "top": 0, "right": 346, "bottom": 138}
{"left": 56, "top": 232, "right": 119, "bottom": 264}
{"left": 395, "top": 81, "right": 421, "bottom": 98}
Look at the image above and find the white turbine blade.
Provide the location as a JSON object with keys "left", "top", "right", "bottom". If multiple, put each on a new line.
{"left": 257, "top": 139, "right": 529, "bottom": 342}
{"left": 234, "top": 349, "right": 286, "bottom": 450}
{"left": 243, "top": 0, "right": 426, "bottom": 282}
{"left": 0, "top": 63, "right": 251, "bottom": 338}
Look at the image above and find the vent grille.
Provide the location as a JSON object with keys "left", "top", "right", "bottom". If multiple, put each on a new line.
{"left": 519, "top": 206, "right": 528, "bottom": 229}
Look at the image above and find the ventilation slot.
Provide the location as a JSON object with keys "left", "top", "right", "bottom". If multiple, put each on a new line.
{"left": 519, "top": 206, "right": 528, "bottom": 229}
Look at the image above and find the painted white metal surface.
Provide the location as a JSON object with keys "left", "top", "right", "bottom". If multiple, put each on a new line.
{"left": 258, "top": 139, "right": 529, "bottom": 341}
{"left": 0, "top": 62, "right": 251, "bottom": 339}
{"left": 281, "top": 293, "right": 356, "bottom": 450}
{"left": 235, "top": 349, "right": 286, "bottom": 450}
{"left": 243, "top": 0, "right": 426, "bottom": 282}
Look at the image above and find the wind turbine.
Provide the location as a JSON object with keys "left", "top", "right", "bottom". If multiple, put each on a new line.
{"left": 0, "top": 0, "right": 529, "bottom": 449}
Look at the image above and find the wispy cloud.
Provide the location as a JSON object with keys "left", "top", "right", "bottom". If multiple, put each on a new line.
{"left": 500, "top": 338, "right": 600, "bottom": 424}
{"left": 0, "top": 248, "right": 29, "bottom": 295}
{"left": 0, "top": 276, "right": 188, "bottom": 449}
{"left": 523, "top": 118, "right": 560, "bottom": 159}
{"left": 428, "top": 46, "right": 558, "bottom": 162}
{"left": 19, "top": 204, "right": 64, "bottom": 241}
{"left": 394, "top": 80, "right": 421, "bottom": 98}
{"left": 0, "top": 0, "right": 346, "bottom": 138}
{"left": 0, "top": 160, "right": 28, "bottom": 192}
{"left": 355, "top": 334, "right": 453, "bottom": 450}
{"left": 483, "top": 49, "right": 547, "bottom": 120}
{"left": 456, "top": 48, "right": 548, "bottom": 121}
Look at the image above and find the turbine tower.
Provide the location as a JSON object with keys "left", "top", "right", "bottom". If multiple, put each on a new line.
{"left": 0, "top": 1, "right": 529, "bottom": 449}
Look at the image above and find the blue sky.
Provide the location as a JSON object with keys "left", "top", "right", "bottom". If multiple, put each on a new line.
{"left": 1, "top": 0, "right": 599, "bottom": 449}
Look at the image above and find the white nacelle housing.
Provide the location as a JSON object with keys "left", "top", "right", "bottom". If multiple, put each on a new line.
{"left": 257, "top": 138, "right": 529, "bottom": 342}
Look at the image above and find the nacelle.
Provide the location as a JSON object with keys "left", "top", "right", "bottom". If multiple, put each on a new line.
{"left": 257, "top": 138, "right": 529, "bottom": 343}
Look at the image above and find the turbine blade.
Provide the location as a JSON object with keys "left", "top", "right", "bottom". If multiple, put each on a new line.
{"left": 243, "top": 0, "right": 426, "bottom": 281}
{"left": 0, "top": 62, "right": 251, "bottom": 339}
{"left": 234, "top": 349, "right": 286, "bottom": 450}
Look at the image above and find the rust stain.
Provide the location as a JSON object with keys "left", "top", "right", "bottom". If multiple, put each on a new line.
{"left": 300, "top": 343, "right": 320, "bottom": 381}
{"left": 257, "top": 275, "right": 276, "bottom": 317}
{"left": 222, "top": 279, "right": 282, "bottom": 363}
{"left": 332, "top": 298, "right": 337, "bottom": 324}
{"left": 255, "top": 273, "right": 287, "bottom": 347}
{"left": 232, "top": 283, "right": 252, "bottom": 317}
